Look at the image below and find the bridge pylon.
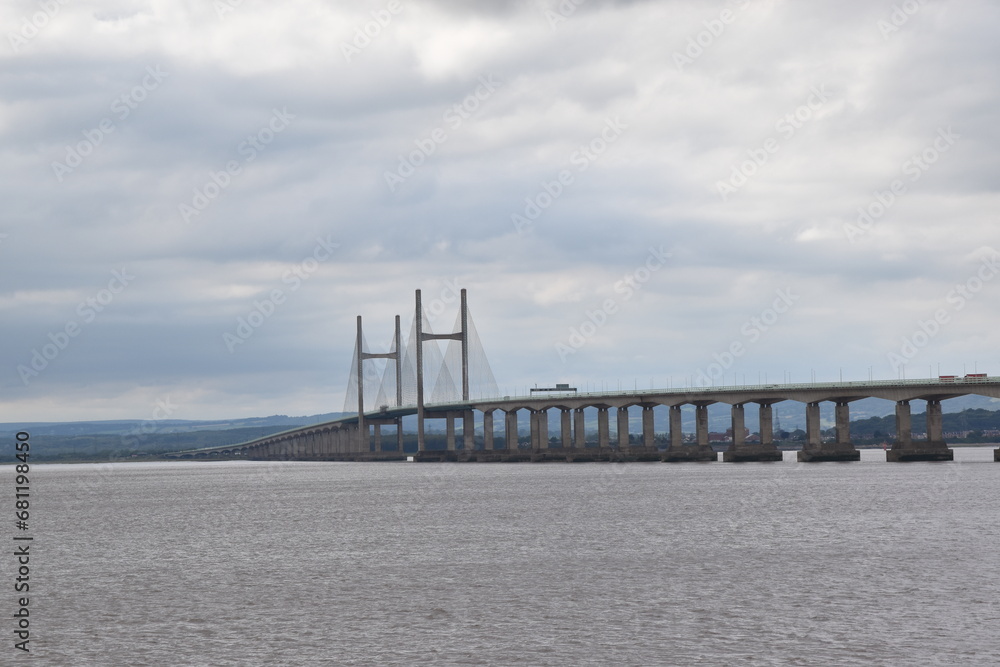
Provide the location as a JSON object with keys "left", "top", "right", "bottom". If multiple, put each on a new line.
{"left": 354, "top": 314, "right": 403, "bottom": 453}
{"left": 415, "top": 288, "right": 470, "bottom": 452}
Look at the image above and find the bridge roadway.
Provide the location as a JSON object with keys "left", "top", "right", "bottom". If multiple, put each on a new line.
{"left": 166, "top": 377, "right": 1000, "bottom": 463}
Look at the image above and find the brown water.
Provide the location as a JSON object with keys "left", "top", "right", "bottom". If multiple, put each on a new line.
{"left": 15, "top": 448, "right": 1000, "bottom": 665}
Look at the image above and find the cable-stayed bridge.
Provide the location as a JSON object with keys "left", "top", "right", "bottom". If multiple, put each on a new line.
{"left": 169, "top": 290, "right": 1000, "bottom": 463}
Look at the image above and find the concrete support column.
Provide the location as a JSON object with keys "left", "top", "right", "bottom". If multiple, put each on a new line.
{"left": 446, "top": 413, "right": 456, "bottom": 451}
{"left": 895, "top": 400, "right": 912, "bottom": 446}
{"left": 759, "top": 403, "right": 774, "bottom": 446}
{"left": 695, "top": 405, "right": 709, "bottom": 447}
{"left": 805, "top": 402, "right": 822, "bottom": 447}
{"left": 926, "top": 399, "right": 943, "bottom": 442}
{"left": 529, "top": 410, "right": 540, "bottom": 449}
{"left": 463, "top": 410, "right": 475, "bottom": 451}
{"left": 483, "top": 410, "right": 494, "bottom": 450}
{"left": 505, "top": 410, "right": 518, "bottom": 450}
{"left": 642, "top": 406, "right": 655, "bottom": 448}
{"left": 374, "top": 424, "right": 382, "bottom": 452}
{"left": 574, "top": 408, "right": 585, "bottom": 448}
{"left": 835, "top": 402, "right": 851, "bottom": 443}
{"left": 617, "top": 407, "right": 629, "bottom": 448}
{"left": 597, "top": 407, "right": 610, "bottom": 448}
{"left": 731, "top": 404, "right": 746, "bottom": 447}
{"left": 538, "top": 409, "right": 549, "bottom": 449}
{"left": 561, "top": 409, "right": 572, "bottom": 448}
{"left": 669, "top": 405, "right": 682, "bottom": 448}
{"left": 396, "top": 418, "right": 404, "bottom": 453}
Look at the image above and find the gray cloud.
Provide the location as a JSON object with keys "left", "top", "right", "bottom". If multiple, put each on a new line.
{"left": 1, "top": 0, "right": 998, "bottom": 420}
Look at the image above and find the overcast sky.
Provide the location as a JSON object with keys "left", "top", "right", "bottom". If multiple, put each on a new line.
{"left": 2, "top": 0, "right": 999, "bottom": 422}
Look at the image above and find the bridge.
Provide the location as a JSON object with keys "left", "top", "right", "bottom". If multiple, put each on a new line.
{"left": 168, "top": 290, "right": 1000, "bottom": 463}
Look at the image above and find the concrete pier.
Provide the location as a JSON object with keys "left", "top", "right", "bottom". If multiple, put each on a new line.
{"left": 617, "top": 407, "right": 629, "bottom": 448}
{"left": 597, "top": 407, "right": 610, "bottom": 448}
{"left": 446, "top": 413, "right": 456, "bottom": 450}
{"left": 642, "top": 406, "right": 655, "bottom": 448}
{"left": 506, "top": 410, "right": 519, "bottom": 450}
{"left": 483, "top": 410, "right": 495, "bottom": 450}
{"left": 725, "top": 402, "right": 782, "bottom": 462}
{"left": 463, "top": 410, "right": 475, "bottom": 450}
{"left": 574, "top": 408, "right": 585, "bottom": 448}
{"left": 663, "top": 404, "right": 716, "bottom": 462}
{"left": 798, "top": 401, "right": 860, "bottom": 462}
{"left": 886, "top": 399, "right": 953, "bottom": 462}
{"left": 536, "top": 409, "right": 549, "bottom": 449}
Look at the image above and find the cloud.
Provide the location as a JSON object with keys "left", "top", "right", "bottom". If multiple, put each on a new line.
{"left": 1, "top": 0, "right": 999, "bottom": 420}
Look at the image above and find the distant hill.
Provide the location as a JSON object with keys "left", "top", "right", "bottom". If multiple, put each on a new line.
{"left": 0, "top": 413, "right": 347, "bottom": 438}
{"left": 0, "top": 413, "right": 348, "bottom": 463}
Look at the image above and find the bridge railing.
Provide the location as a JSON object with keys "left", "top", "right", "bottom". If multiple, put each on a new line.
{"left": 430, "top": 376, "right": 1000, "bottom": 404}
